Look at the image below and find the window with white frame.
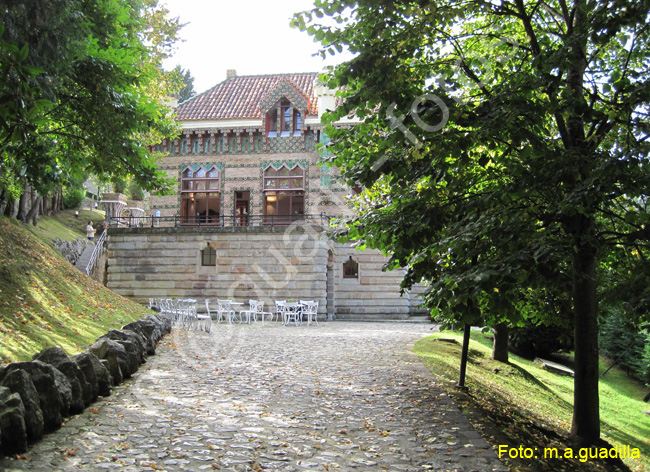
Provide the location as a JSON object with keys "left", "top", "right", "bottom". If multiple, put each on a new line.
{"left": 263, "top": 164, "right": 305, "bottom": 224}
{"left": 181, "top": 166, "right": 221, "bottom": 225}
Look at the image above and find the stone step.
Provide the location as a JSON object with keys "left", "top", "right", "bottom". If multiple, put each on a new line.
{"left": 74, "top": 244, "right": 95, "bottom": 272}
{"left": 335, "top": 313, "right": 431, "bottom": 323}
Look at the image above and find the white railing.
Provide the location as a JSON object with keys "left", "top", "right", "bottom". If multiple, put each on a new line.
{"left": 85, "top": 230, "right": 108, "bottom": 276}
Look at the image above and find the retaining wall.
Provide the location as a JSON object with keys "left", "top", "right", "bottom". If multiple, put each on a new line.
{"left": 107, "top": 225, "right": 427, "bottom": 320}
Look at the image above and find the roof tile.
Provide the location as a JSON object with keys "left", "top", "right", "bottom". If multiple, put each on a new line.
{"left": 176, "top": 73, "right": 319, "bottom": 121}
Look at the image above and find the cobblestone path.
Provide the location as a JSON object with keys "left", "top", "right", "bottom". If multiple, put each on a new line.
{"left": 1, "top": 322, "right": 507, "bottom": 471}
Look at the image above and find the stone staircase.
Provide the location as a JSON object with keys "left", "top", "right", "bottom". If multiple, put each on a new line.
{"left": 74, "top": 243, "right": 95, "bottom": 273}
{"left": 334, "top": 313, "right": 431, "bottom": 323}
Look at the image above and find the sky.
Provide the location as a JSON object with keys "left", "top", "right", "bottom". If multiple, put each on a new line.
{"left": 160, "top": 0, "right": 352, "bottom": 94}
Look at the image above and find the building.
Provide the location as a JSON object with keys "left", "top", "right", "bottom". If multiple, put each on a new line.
{"left": 106, "top": 71, "right": 427, "bottom": 320}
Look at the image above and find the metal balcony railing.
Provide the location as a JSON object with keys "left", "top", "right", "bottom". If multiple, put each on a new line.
{"left": 108, "top": 213, "right": 335, "bottom": 229}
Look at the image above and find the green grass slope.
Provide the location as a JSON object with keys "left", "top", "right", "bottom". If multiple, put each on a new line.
{"left": 415, "top": 331, "right": 650, "bottom": 471}
{"left": 24, "top": 208, "right": 107, "bottom": 249}
{"left": 0, "top": 216, "right": 150, "bottom": 363}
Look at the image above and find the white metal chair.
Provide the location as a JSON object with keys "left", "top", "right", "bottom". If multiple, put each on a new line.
{"left": 254, "top": 300, "right": 274, "bottom": 325}
{"left": 275, "top": 300, "right": 287, "bottom": 324}
{"left": 194, "top": 300, "right": 211, "bottom": 333}
{"left": 217, "top": 299, "right": 238, "bottom": 324}
{"left": 239, "top": 300, "right": 258, "bottom": 324}
{"left": 181, "top": 299, "right": 197, "bottom": 330}
{"left": 300, "top": 300, "right": 319, "bottom": 326}
{"left": 283, "top": 302, "right": 302, "bottom": 326}
{"left": 206, "top": 299, "right": 224, "bottom": 324}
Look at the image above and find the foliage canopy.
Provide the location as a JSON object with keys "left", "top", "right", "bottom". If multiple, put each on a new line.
{"left": 0, "top": 0, "right": 184, "bottom": 199}
{"left": 294, "top": 0, "right": 650, "bottom": 447}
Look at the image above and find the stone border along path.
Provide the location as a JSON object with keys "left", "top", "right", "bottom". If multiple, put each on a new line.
{"left": 0, "top": 322, "right": 507, "bottom": 471}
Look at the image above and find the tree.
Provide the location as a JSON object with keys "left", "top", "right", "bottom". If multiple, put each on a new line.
{"left": 172, "top": 66, "right": 196, "bottom": 102}
{"left": 0, "top": 0, "right": 184, "bottom": 220}
{"left": 294, "top": 0, "right": 650, "bottom": 447}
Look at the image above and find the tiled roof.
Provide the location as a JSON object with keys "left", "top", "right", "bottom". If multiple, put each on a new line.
{"left": 176, "top": 73, "right": 320, "bottom": 121}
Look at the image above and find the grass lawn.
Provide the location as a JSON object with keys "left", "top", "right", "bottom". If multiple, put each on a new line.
{"left": 0, "top": 216, "right": 150, "bottom": 363}
{"left": 415, "top": 331, "right": 650, "bottom": 471}
{"left": 23, "top": 208, "right": 107, "bottom": 249}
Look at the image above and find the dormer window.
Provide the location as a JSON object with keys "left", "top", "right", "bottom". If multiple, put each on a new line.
{"left": 266, "top": 98, "right": 302, "bottom": 138}
{"left": 294, "top": 111, "right": 302, "bottom": 136}
{"left": 267, "top": 109, "right": 278, "bottom": 137}
{"left": 282, "top": 101, "right": 291, "bottom": 137}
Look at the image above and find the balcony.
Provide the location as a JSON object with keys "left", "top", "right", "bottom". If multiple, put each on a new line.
{"left": 108, "top": 213, "right": 334, "bottom": 230}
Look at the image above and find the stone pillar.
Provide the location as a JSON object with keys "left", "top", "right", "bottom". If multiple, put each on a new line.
{"left": 101, "top": 193, "right": 127, "bottom": 225}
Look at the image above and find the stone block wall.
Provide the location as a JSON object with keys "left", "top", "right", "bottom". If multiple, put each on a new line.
{"left": 108, "top": 225, "right": 330, "bottom": 316}
{"left": 331, "top": 243, "right": 426, "bottom": 320}
{"left": 107, "top": 226, "right": 427, "bottom": 320}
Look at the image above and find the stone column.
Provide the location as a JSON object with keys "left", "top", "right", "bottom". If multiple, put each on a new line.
{"left": 101, "top": 193, "right": 127, "bottom": 225}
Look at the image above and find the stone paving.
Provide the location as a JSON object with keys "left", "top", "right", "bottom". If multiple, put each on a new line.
{"left": 0, "top": 322, "right": 507, "bottom": 471}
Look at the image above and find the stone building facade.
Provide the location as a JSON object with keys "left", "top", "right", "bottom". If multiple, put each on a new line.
{"left": 106, "top": 71, "right": 426, "bottom": 320}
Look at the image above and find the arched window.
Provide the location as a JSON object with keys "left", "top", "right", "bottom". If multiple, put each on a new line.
{"left": 294, "top": 110, "right": 302, "bottom": 136}
{"left": 201, "top": 244, "right": 216, "bottom": 266}
{"left": 267, "top": 108, "right": 278, "bottom": 137}
{"left": 191, "top": 136, "right": 199, "bottom": 155}
{"left": 266, "top": 98, "right": 302, "bottom": 137}
{"left": 282, "top": 101, "right": 291, "bottom": 136}
{"left": 181, "top": 166, "right": 221, "bottom": 225}
{"left": 306, "top": 130, "right": 315, "bottom": 151}
{"left": 343, "top": 256, "right": 359, "bottom": 279}
{"left": 204, "top": 136, "right": 212, "bottom": 154}
{"left": 255, "top": 134, "right": 263, "bottom": 153}
{"left": 180, "top": 136, "right": 188, "bottom": 155}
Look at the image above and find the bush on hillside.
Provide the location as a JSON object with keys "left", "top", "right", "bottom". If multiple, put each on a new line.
{"left": 599, "top": 310, "right": 648, "bottom": 382}
{"left": 509, "top": 321, "right": 573, "bottom": 359}
{"left": 63, "top": 187, "right": 86, "bottom": 209}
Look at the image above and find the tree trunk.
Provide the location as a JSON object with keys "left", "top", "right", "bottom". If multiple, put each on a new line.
{"left": 51, "top": 187, "right": 63, "bottom": 215}
{"left": 0, "top": 188, "right": 7, "bottom": 216}
{"left": 50, "top": 192, "right": 58, "bottom": 216}
{"left": 458, "top": 323, "right": 471, "bottom": 388}
{"left": 57, "top": 187, "right": 64, "bottom": 212}
{"left": 569, "top": 234, "right": 600, "bottom": 447}
{"left": 10, "top": 198, "right": 19, "bottom": 217}
{"left": 492, "top": 322, "right": 509, "bottom": 363}
{"left": 25, "top": 195, "right": 42, "bottom": 226}
{"left": 16, "top": 184, "right": 30, "bottom": 223}
{"left": 42, "top": 195, "right": 50, "bottom": 216}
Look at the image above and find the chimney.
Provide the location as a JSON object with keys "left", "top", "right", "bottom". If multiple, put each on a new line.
{"left": 314, "top": 79, "right": 336, "bottom": 119}
{"left": 226, "top": 69, "right": 237, "bottom": 79}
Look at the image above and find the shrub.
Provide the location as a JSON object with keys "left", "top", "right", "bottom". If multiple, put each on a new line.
{"left": 62, "top": 187, "right": 86, "bottom": 209}
{"left": 509, "top": 321, "right": 573, "bottom": 359}
{"left": 112, "top": 178, "right": 126, "bottom": 194}
{"left": 127, "top": 181, "right": 145, "bottom": 201}
{"left": 599, "top": 311, "right": 647, "bottom": 381}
